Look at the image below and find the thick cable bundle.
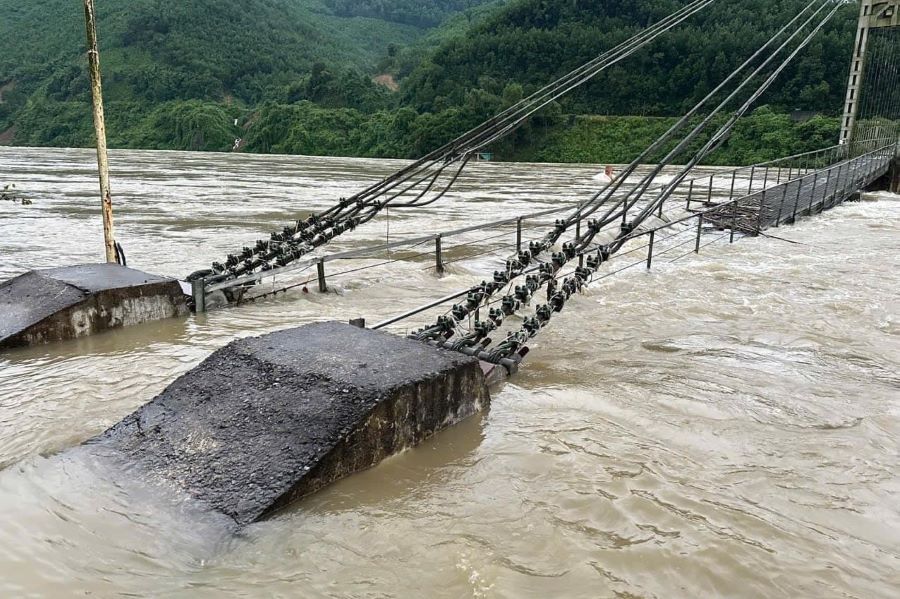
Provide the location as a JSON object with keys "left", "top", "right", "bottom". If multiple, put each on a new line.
{"left": 408, "top": 0, "right": 846, "bottom": 368}
{"left": 190, "top": 0, "right": 716, "bottom": 286}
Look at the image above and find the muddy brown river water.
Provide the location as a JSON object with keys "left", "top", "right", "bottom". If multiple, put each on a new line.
{"left": 0, "top": 146, "right": 898, "bottom": 598}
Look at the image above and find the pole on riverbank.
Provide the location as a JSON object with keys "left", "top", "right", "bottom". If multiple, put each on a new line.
{"left": 83, "top": 0, "right": 116, "bottom": 263}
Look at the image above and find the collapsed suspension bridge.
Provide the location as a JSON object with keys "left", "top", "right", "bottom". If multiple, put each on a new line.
{"left": 189, "top": 0, "right": 900, "bottom": 375}
{"left": 2, "top": 0, "right": 899, "bottom": 529}
{"left": 108, "top": 0, "right": 898, "bottom": 526}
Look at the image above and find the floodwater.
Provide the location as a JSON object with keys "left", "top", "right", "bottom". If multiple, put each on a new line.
{"left": 0, "top": 146, "right": 898, "bottom": 598}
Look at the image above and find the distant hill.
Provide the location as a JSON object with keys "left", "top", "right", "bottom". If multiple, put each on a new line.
{"left": 0, "top": 0, "right": 862, "bottom": 165}
{"left": 0, "top": 0, "right": 464, "bottom": 100}
{"left": 0, "top": 0, "right": 488, "bottom": 143}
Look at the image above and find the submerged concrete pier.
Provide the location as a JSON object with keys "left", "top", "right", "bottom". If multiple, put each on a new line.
{"left": 891, "top": 157, "right": 900, "bottom": 194}
{"left": 89, "top": 322, "right": 490, "bottom": 525}
{"left": 0, "top": 264, "right": 188, "bottom": 350}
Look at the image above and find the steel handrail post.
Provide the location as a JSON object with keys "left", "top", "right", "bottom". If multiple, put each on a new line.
{"left": 695, "top": 214, "right": 704, "bottom": 253}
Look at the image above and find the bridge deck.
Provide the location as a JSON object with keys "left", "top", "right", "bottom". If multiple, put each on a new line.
{"left": 703, "top": 149, "right": 893, "bottom": 233}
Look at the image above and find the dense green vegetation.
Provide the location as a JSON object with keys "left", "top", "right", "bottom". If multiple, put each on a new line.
{"left": 1, "top": 0, "right": 431, "bottom": 101}
{"left": 0, "top": 0, "right": 442, "bottom": 140}
{"left": 507, "top": 108, "right": 842, "bottom": 166}
{"left": 326, "top": 0, "right": 494, "bottom": 27}
{"left": 402, "top": 0, "right": 858, "bottom": 115}
{"left": 0, "top": 0, "right": 862, "bottom": 166}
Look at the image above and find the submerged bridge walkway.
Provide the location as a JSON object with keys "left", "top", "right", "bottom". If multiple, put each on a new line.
{"left": 708, "top": 141, "right": 897, "bottom": 231}
{"left": 5, "top": 1, "right": 899, "bottom": 364}
{"left": 137, "top": 0, "right": 899, "bottom": 526}
{"left": 201, "top": 140, "right": 898, "bottom": 307}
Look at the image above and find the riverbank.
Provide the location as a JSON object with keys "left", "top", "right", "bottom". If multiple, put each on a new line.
{"left": 6, "top": 100, "right": 841, "bottom": 167}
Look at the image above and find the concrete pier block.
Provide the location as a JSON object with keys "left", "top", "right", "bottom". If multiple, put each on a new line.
{"left": 89, "top": 322, "right": 490, "bottom": 525}
{"left": 868, "top": 157, "right": 900, "bottom": 194}
{"left": 0, "top": 264, "right": 188, "bottom": 350}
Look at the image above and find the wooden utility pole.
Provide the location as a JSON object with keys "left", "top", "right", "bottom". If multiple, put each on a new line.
{"left": 83, "top": 0, "right": 116, "bottom": 263}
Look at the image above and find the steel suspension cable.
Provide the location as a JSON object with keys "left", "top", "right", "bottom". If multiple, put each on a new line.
{"left": 406, "top": 0, "right": 830, "bottom": 344}
{"left": 480, "top": 1, "right": 845, "bottom": 365}
{"left": 406, "top": 0, "right": 842, "bottom": 366}
{"left": 434, "top": 0, "right": 718, "bottom": 166}
{"left": 346, "top": 0, "right": 716, "bottom": 210}
{"left": 630, "top": 1, "right": 844, "bottom": 227}
{"left": 193, "top": 0, "right": 716, "bottom": 285}
{"left": 571, "top": 0, "right": 834, "bottom": 250}
{"left": 275, "top": 0, "right": 715, "bottom": 217}
{"left": 561, "top": 0, "right": 826, "bottom": 231}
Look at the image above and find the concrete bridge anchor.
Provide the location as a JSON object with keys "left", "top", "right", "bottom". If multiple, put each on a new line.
{"left": 0, "top": 264, "right": 188, "bottom": 350}
{"left": 87, "top": 322, "right": 491, "bottom": 526}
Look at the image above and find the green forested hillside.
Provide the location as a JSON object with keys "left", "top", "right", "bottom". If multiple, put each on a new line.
{"left": 326, "top": 0, "right": 495, "bottom": 27}
{"left": 0, "top": 0, "right": 440, "bottom": 101}
{"left": 0, "top": 0, "right": 467, "bottom": 144}
{"left": 401, "top": 0, "right": 858, "bottom": 115}
{"left": 0, "top": 0, "right": 861, "bottom": 165}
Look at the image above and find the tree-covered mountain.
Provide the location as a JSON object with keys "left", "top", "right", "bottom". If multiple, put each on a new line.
{"left": 0, "top": 0, "right": 481, "bottom": 142}
{"left": 0, "top": 0, "right": 862, "bottom": 165}
{"left": 1, "top": 0, "right": 483, "bottom": 99}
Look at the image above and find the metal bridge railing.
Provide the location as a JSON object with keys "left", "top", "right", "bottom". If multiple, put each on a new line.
{"left": 193, "top": 140, "right": 898, "bottom": 311}
{"left": 197, "top": 207, "right": 568, "bottom": 308}
{"left": 682, "top": 144, "right": 846, "bottom": 210}
{"left": 194, "top": 167, "right": 726, "bottom": 308}
{"left": 371, "top": 141, "right": 898, "bottom": 331}
{"left": 704, "top": 141, "right": 897, "bottom": 232}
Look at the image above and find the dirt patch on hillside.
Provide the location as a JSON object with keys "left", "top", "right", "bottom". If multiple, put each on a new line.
{"left": 373, "top": 74, "right": 399, "bottom": 92}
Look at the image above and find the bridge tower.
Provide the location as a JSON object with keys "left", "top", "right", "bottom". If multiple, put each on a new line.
{"left": 840, "top": 1, "right": 900, "bottom": 146}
